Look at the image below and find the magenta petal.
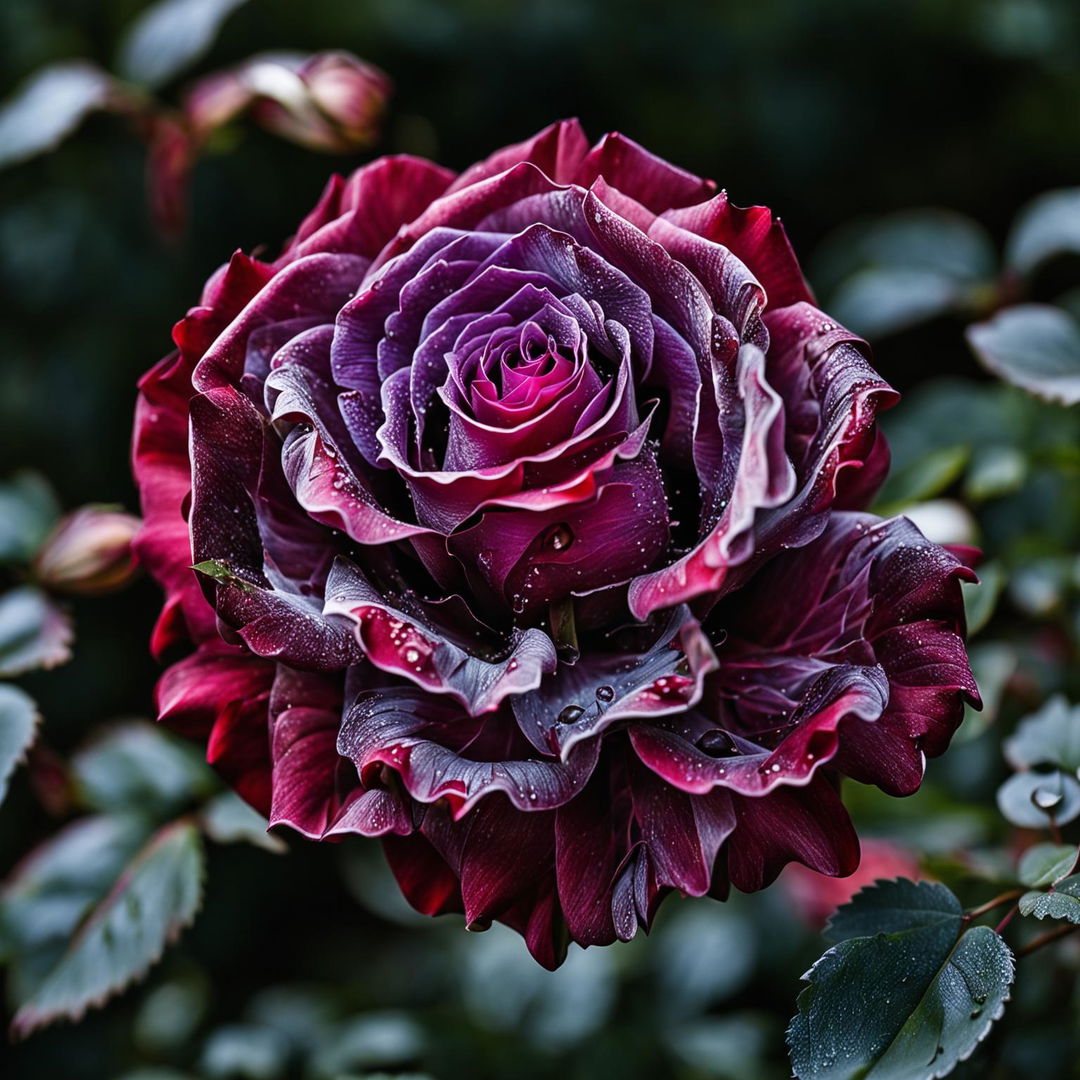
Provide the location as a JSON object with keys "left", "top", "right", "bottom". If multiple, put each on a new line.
{"left": 660, "top": 191, "right": 815, "bottom": 310}
{"left": 337, "top": 685, "right": 599, "bottom": 818}
{"left": 726, "top": 774, "right": 859, "bottom": 892}
{"left": 324, "top": 557, "right": 557, "bottom": 714}
{"left": 512, "top": 605, "right": 718, "bottom": 758}
{"left": 577, "top": 132, "right": 716, "bottom": 213}
{"left": 627, "top": 343, "right": 795, "bottom": 618}
{"left": 629, "top": 664, "right": 889, "bottom": 796}
{"left": 267, "top": 666, "right": 355, "bottom": 839}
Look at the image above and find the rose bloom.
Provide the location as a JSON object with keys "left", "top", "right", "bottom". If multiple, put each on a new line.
{"left": 134, "top": 121, "right": 978, "bottom": 967}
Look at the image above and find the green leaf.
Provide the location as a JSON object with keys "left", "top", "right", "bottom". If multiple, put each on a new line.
{"left": 0, "top": 472, "right": 60, "bottom": 563}
{"left": 11, "top": 821, "right": 205, "bottom": 1036}
{"left": 200, "top": 792, "right": 286, "bottom": 854}
{"left": 996, "top": 770, "right": 1080, "bottom": 829}
{"left": 955, "top": 641, "right": 1015, "bottom": 743}
{"left": 824, "top": 879, "right": 962, "bottom": 945}
{"left": 72, "top": 721, "right": 215, "bottom": 816}
{"left": 874, "top": 445, "right": 971, "bottom": 511}
{"left": 198, "top": 1023, "right": 290, "bottom": 1080}
{"left": 116, "top": 0, "right": 251, "bottom": 88}
{"left": 1017, "top": 845, "right": 1079, "bottom": 888}
{"left": 0, "top": 814, "right": 151, "bottom": 996}
{"left": 961, "top": 570, "right": 1006, "bottom": 639}
{"left": 789, "top": 906, "right": 1013, "bottom": 1080}
{"left": 0, "top": 683, "right": 38, "bottom": 807}
{"left": 967, "top": 304, "right": 1080, "bottom": 406}
{"left": 1004, "top": 695, "right": 1080, "bottom": 773}
{"left": 191, "top": 560, "right": 256, "bottom": 590}
{"left": 815, "top": 210, "right": 996, "bottom": 291}
{"left": 829, "top": 268, "right": 967, "bottom": 339}
{"left": 1006, "top": 188, "right": 1080, "bottom": 276}
{"left": 963, "top": 446, "right": 1027, "bottom": 502}
{"left": 0, "top": 62, "right": 118, "bottom": 169}
{"left": 1018, "top": 875, "right": 1080, "bottom": 924}
{"left": 0, "top": 586, "right": 73, "bottom": 677}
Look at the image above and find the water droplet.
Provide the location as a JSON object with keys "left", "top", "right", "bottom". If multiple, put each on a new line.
{"left": 511, "top": 593, "right": 525, "bottom": 614}
{"left": 557, "top": 704, "right": 585, "bottom": 725}
{"left": 1032, "top": 786, "right": 1063, "bottom": 811}
{"left": 595, "top": 684, "right": 615, "bottom": 703}
{"left": 697, "top": 730, "right": 737, "bottom": 757}
{"left": 543, "top": 522, "right": 575, "bottom": 552}
{"left": 466, "top": 917, "right": 492, "bottom": 933}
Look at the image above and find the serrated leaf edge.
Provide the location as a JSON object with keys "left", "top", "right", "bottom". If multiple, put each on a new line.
{"left": 10, "top": 819, "right": 206, "bottom": 1038}
{"left": 788, "top": 925, "right": 1015, "bottom": 1079}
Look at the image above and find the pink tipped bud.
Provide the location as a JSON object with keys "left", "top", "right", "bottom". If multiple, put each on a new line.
{"left": 184, "top": 51, "right": 391, "bottom": 154}
{"left": 35, "top": 507, "right": 141, "bottom": 596}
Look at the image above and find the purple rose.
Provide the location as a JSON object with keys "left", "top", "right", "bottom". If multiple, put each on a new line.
{"left": 134, "top": 121, "right": 978, "bottom": 966}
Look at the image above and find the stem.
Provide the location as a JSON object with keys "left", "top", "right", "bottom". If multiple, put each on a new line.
{"left": 1017, "top": 923, "right": 1080, "bottom": 958}
{"left": 994, "top": 905, "right": 1019, "bottom": 935}
{"left": 965, "top": 889, "right": 1023, "bottom": 921}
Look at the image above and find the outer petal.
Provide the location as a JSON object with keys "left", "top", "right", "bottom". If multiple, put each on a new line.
{"left": 156, "top": 641, "right": 275, "bottom": 813}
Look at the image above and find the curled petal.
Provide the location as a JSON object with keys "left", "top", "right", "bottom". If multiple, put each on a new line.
{"left": 324, "top": 557, "right": 557, "bottom": 715}
{"left": 337, "top": 685, "right": 599, "bottom": 818}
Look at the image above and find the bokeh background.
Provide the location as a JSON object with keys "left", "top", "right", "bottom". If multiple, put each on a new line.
{"left": 2, "top": 1, "right": 1080, "bottom": 1078}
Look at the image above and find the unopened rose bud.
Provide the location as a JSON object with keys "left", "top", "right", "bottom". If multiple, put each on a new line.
{"left": 35, "top": 506, "right": 141, "bottom": 596}
{"left": 184, "top": 51, "right": 391, "bottom": 154}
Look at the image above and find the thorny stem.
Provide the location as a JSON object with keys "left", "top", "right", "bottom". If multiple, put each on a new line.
{"left": 1017, "top": 923, "right": 1080, "bottom": 958}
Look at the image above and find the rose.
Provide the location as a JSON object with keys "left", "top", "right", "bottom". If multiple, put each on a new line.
{"left": 134, "top": 121, "right": 978, "bottom": 967}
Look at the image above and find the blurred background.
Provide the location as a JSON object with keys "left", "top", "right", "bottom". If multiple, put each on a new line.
{"left": 1, "top": 1, "right": 1080, "bottom": 1078}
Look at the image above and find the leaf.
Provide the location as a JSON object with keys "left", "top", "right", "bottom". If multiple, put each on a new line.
{"left": 0, "top": 62, "right": 118, "bottom": 169}
{"left": 815, "top": 210, "right": 995, "bottom": 337}
{"left": 1006, "top": 188, "right": 1080, "bottom": 276}
{"left": 0, "top": 815, "right": 151, "bottom": 995}
{"left": 1017, "top": 844, "right": 1079, "bottom": 888}
{"left": 824, "top": 879, "right": 962, "bottom": 945}
{"left": 72, "top": 721, "right": 215, "bottom": 816}
{"left": 200, "top": 791, "right": 286, "bottom": 854}
{"left": 963, "top": 446, "right": 1027, "bottom": 502}
{"left": 653, "top": 905, "right": 756, "bottom": 1016}
{"left": 0, "top": 586, "right": 73, "bottom": 676}
{"left": 874, "top": 445, "right": 970, "bottom": 511}
{"left": 0, "top": 472, "right": 60, "bottom": 563}
{"left": 955, "top": 641, "right": 1014, "bottom": 743}
{"left": 967, "top": 304, "right": 1080, "bottom": 406}
{"left": 816, "top": 210, "right": 996, "bottom": 289}
{"left": 1004, "top": 695, "right": 1080, "bottom": 773}
{"left": 1018, "top": 875, "right": 1080, "bottom": 923}
{"left": 11, "top": 821, "right": 205, "bottom": 1036}
{"left": 0, "top": 683, "right": 38, "bottom": 807}
{"left": 117, "top": 0, "right": 252, "bottom": 88}
{"left": 198, "top": 1023, "right": 291, "bottom": 1079}
{"left": 191, "top": 559, "right": 256, "bottom": 590}
{"left": 996, "top": 770, "right": 1080, "bottom": 829}
{"left": 789, "top": 885, "right": 1014, "bottom": 1080}
{"left": 962, "top": 564, "right": 1006, "bottom": 640}
{"left": 829, "top": 268, "right": 968, "bottom": 339}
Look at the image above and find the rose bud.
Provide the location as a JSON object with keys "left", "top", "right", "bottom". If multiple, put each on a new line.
{"left": 184, "top": 51, "right": 390, "bottom": 153}
{"left": 35, "top": 506, "right": 141, "bottom": 596}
